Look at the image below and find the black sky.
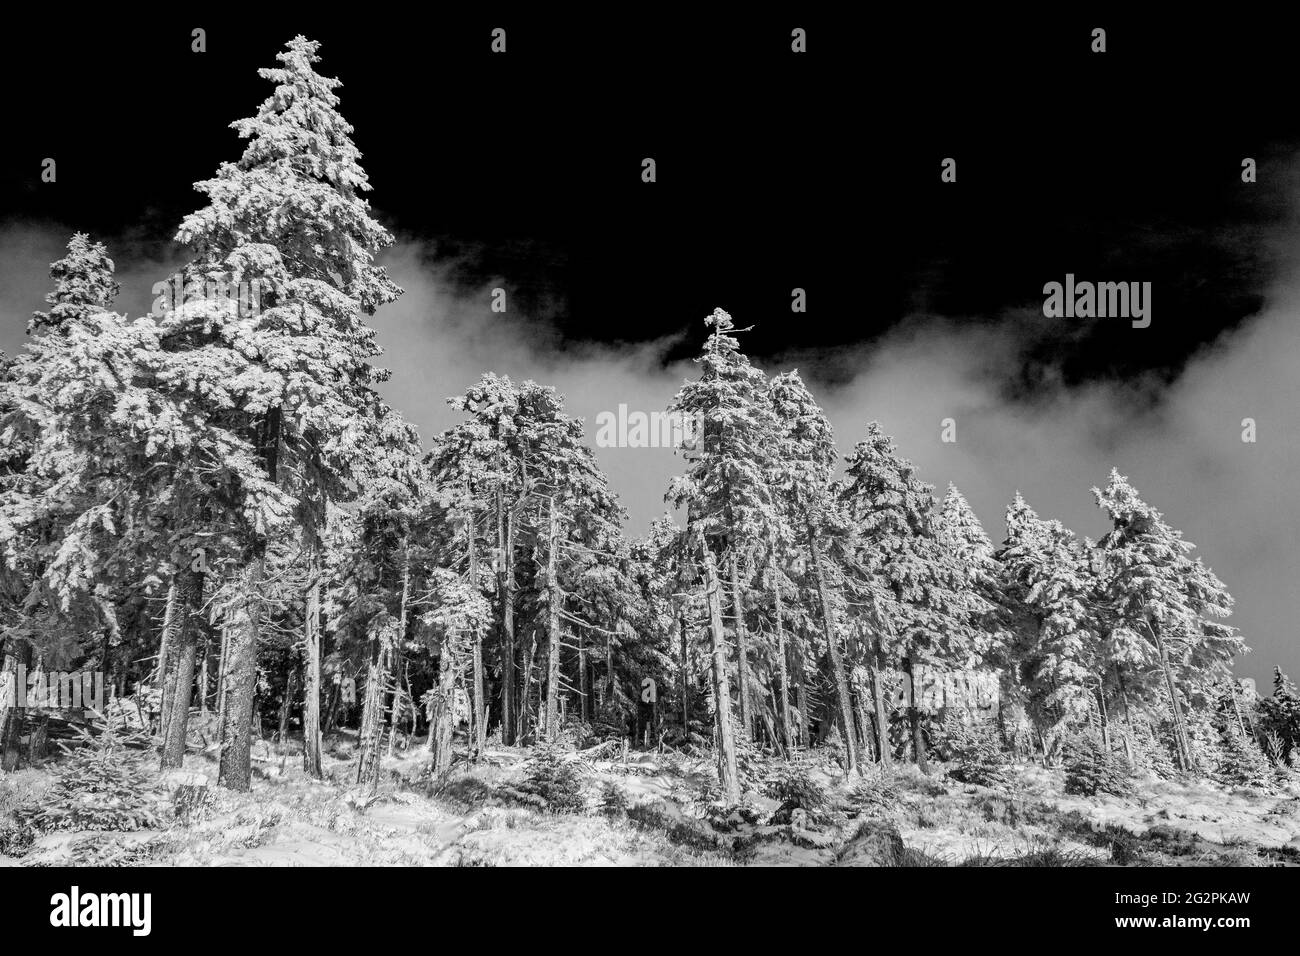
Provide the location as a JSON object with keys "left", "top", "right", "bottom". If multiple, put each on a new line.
{"left": 2, "top": 11, "right": 1294, "bottom": 375}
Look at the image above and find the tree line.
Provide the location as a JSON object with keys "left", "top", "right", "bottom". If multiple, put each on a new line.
{"left": 1, "top": 37, "right": 1288, "bottom": 797}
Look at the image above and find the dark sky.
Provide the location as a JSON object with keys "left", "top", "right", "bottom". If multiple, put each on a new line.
{"left": 3, "top": 12, "right": 1293, "bottom": 370}
{"left": 2, "top": 11, "right": 1299, "bottom": 683}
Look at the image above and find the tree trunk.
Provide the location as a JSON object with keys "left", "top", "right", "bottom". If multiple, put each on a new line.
{"left": 357, "top": 622, "right": 389, "bottom": 789}
{"left": 162, "top": 568, "right": 204, "bottom": 770}
{"left": 522, "top": 630, "right": 537, "bottom": 742}
{"left": 729, "top": 552, "right": 750, "bottom": 739}
{"left": 302, "top": 565, "right": 323, "bottom": 778}
{"left": 199, "top": 635, "right": 210, "bottom": 718}
{"left": 218, "top": 560, "right": 263, "bottom": 791}
{"left": 387, "top": 647, "right": 402, "bottom": 759}
{"left": 700, "top": 538, "right": 739, "bottom": 802}
{"left": 323, "top": 679, "right": 341, "bottom": 736}
{"left": 679, "top": 608, "right": 690, "bottom": 734}
{"left": 904, "top": 657, "right": 929, "bottom": 773}
{"left": 1, "top": 640, "right": 30, "bottom": 772}
{"left": 1095, "top": 682, "right": 1111, "bottom": 753}
{"left": 428, "top": 634, "right": 458, "bottom": 774}
{"left": 157, "top": 580, "right": 178, "bottom": 734}
{"left": 544, "top": 497, "right": 561, "bottom": 742}
{"left": 390, "top": 544, "right": 412, "bottom": 757}
{"left": 1115, "top": 664, "right": 1135, "bottom": 767}
{"left": 773, "top": 572, "right": 793, "bottom": 755}
{"left": 606, "top": 628, "right": 616, "bottom": 704}
{"left": 795, "top": 630, "right": 810, "bottom": 748}
{"left": 1225, "top": 677, "right": 1248, "bottom": 741}
{"left": 853, "top": 670, "right": 875, "bottom": 762}
{"left": 94, "top": 593, "right": 120, "bottom": 704}
{"left": 466, "top": 528, "right": 485, "bottom": 755}
{"left": 497, "top": 488, "right": 516, "bottom": 745}
{"left": 578, "top": 630, "right": 588, "bottom": 723}
{"left": 807, "top": 523, "right": 858, "bottom": 776}
{"left": 871, "top": 638, "right": 892, "bottom": 770}
{"left": 278, "top": 655, "right": 296, "bottom": 746}
{"left": 1145, "top": 618, "right": 1192, "bottom": 771}
{"left": 216, "top": 621, "right": 230, "bottom": 730}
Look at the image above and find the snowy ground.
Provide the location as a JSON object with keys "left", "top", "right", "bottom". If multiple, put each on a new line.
{"left": 2, "top": 736, "right": 1298, "bottom": 867}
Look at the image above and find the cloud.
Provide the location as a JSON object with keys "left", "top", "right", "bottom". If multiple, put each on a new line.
{"left": 797, "top": 299, "right": 1300, "bottom": 687}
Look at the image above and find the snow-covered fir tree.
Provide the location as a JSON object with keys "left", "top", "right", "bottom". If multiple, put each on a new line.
{"left": 1092, "top": 469, "right": 1245, "bottom": 772}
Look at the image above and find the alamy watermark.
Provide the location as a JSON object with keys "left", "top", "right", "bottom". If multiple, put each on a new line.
{"left": 50, "top": 886, "right": 151, "bottom": 936}
{"left": 0, "top": 666, "right": 105, "bottom": 712}
{"left": 151, "top": 273, "right": 286, "bottom": 319}
{"left": 1042, "top": 274, "right": 1151, "bottom": 328}
{"left": 594, "top": 404, "right": 704, "bottom": 450}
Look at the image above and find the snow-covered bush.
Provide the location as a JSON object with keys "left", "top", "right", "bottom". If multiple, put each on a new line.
{"left": 1128, "top": 716, "right": 1178, "bottom": 779}
{"left": 0, "top": 819, "right": 34, "bottom": 856}
{"left": 762, "top": 762, "right": 828, "bottom": 811}
{"left": 599, "top": 781, "right": 628, "bottom": 817}
{"left": 497, "top": 746, "right": 589, "bottom": 813}
{"left": 845, "top": 773, "right": 903, "bottom": 819}
{"left": 934, "top": 713, "right": 1013, "bottom": 789}
{"left": 733, "top": 729, "right": 764, "bottom": 791}
{"left": 1213, "top": 725, "right": 1276, "bottom": 791}
{"left": 18, "top": 717, "right": 159, "bottom": 833}
{"left": 1063, "top": 732, "right": 1133, "bottom": 797}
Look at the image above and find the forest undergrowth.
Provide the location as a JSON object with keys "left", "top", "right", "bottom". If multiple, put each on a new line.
{"left": 3, "top": 725, "right": 1297, "bottom": 868}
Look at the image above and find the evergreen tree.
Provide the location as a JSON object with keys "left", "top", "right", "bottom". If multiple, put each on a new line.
{"left": 839, "top": 422, "right": 980, "bottom": 772}
{"left": 28, "top": 233, "right": 120, "bottom": 335}
{"left": 667, "top": 309, "right": 783, "bottom": 795}
{"left": 1258, "top": 667, "right": 1300, "bottom": 762}
{"left": 1093, "top": 470, "right": 1245, "bottom": 774}
{"left": 167, "top": 37, "right": 403, "bottom": 789}
{"left": 668, "top": 309, "right": 781, "bottom": 746}
{"left": 995, "top": 494, "right": 1100, "bottom": 751}
{"left": 767, "top": 369, "right": 862, "bottom": 772}
{"left": 1214, "top": 721, "right": 1275, "bottom": 790}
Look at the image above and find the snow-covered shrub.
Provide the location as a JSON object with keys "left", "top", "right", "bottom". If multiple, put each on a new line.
{"left": 1128, "top": 716, "right": 1178, "bottom": 779}
{"left": 497, "top": 746, "right": 589, "bottom": 813}
{"left": 0, "top": 819, "right": 34, "bottom": 856}
{"left": 762, "top": 762, "right": 828, "bottom": 811}
{"left": 845, "top": 773, "right": 903, "bottom": 819}
{"left": 1185, "top": 710, "right": 1226, "bottom": 775}
{"left": 1214, "top": 726, "right": 1276, "bottom": 791}
{"left": 934, "top": 713, "right": 1013, "bottom": 789}
{"left": 733, "top": 729, "right": 764, "bottom": 791}
{"left": 1257, "top": 667, "right": 1300, "bottom": 763}
{"left": 1063, "top": 732, "right": 1133, "bottom": 797}
{"left": 17, "top": 717, "right": 159, "bottom": 833}
{"left": 599, "top": 781, "right": 628, "bottom": 817}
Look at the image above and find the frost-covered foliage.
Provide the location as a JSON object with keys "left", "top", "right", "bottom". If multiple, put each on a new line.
{"left": 1258, "top": 667, "right": 1300, "bottom": 763}
{"left": 498, "top": 746, "right": 589, "bottom": 813}
{"left": 762, "top": 761, "right": 828, "bottom": 811}
{"left": 996, "top": 495, "right": 1099, "bottom": 731}
{"left": 1128, "top": 714, "right": 1178, "bottom": 779}
{"left": 18, "top": 719, "right": 159, "bottom": 833}
{"left": 599, "top": 781, "right": 629, "bottom": 817}
{"left": 934, "top": 713, "right": 1013, "bottom": 789}
{"left": 1213, "top": 725, "right": 1276, "bottom": 791}
{"left": 839, "top": 425, "right": 991, "bottom": 678}
{"left": 1093, "top": 472, "right": 1243, "bottom": 765}
{"left": 1063, "top": 733, "right": 1134, "bottom": 797}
